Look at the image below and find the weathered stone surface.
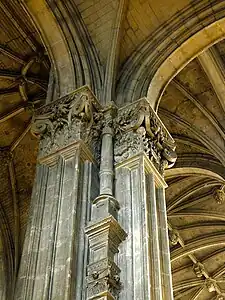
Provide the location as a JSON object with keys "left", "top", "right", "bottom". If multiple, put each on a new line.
{"left": 114, "top": 98, "right": 177, "bottom": 174}
{"left": 31, "top": 86, "right": 103, "bottom": 160}
{"left": 85, "top": 217, "right": 126, "bottom": 300}
{"left": 2, "top": 2, "right": 225, "bottom": 299}
{"left": 115, "top": 153, "right": 172, "bottom": 299}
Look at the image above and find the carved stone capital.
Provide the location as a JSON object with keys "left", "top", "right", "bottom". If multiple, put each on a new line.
{"left": 114, "top": 98, "right": 177, "bottom": 174}
{"left": 31, "top": 85, "right": 103, "bottom": 159}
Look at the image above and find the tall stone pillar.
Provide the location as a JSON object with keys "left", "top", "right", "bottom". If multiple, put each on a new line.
{"left": 15, "top": 87, "right": 102, "bottom": 300}
{"left": 114, "top": 99, "right": 177, "bottom": 299}
{"left": 15, "top": 89, "right": 176, "bottom": 300}
{"left": 85, "top": 105, "right": 127, "bottom": 300}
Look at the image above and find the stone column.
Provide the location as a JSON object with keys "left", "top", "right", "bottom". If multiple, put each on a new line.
{"left": 85, "top": 105, "right": 127, "bottom": 300}
{"left": 114, "top": 98, "right": 177, "bottom": 299}
{"left": 15, "top": 87, "right": 102, "bottom": 300}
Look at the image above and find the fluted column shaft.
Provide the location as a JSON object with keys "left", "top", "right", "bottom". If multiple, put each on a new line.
{"left": 15, "top": 87, "right": 101, "bottom": 300}
{"left": 113, "top": 98, "right": 176, "bottom": 300}
{"left": 115, "top": 154, "right": 168, "bottom": 299}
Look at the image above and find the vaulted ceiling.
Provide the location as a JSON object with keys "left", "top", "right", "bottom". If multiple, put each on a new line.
{"left": 0, "top": 0, "right": 49, "bottom": 296}
{"left": 160, "top": 41, "right": 225, "bottom": 299}
{"left": 1, "top": 1, "right": 225, "bottom": 299}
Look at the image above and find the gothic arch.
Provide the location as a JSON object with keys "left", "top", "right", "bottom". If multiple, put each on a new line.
{"left": 21, "top": 0, "right": 75, "bottom": 97}
{"left": 22, "top": 0, "right": 103, "bottom": 100}
{"left": 149, "top": 18, "right": 225, "bottom": 111}
{"left": 116, "top": 1, "right": 225, "bottom": 109}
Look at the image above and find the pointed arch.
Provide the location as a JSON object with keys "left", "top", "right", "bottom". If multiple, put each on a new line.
{"left": 21, "top": 0, "right": 75, "bottom": 98}
{"left": 21, "top": 0, "right": 103, "bottom": 99}
{"left": 116, "top": 1, "right": 225, "bottom": 109}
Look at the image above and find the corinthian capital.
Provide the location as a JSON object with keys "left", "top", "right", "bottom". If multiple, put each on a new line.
{"left": 31, "top": 86, "right": 103, "bottom": 158}
{"left": 114, "top": 98, "right": 177, "bottom": 174}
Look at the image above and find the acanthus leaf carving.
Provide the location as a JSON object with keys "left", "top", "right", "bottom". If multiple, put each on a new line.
{"left": 31, "top": 90, "right": 176, "bottom": 174}
{"left": 31, "top": 86, "right": 103, "bottom": 159}
{"left": 114, "top": 98, "right": 177, "bottom": 174}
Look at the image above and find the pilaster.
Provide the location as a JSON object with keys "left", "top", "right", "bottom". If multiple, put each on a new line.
{"left": 15, "top": 91, "right": 177, "bottom": 300}
{"left": 15, "top": 86, "right": 102, "bottom": 300}
{"left": 114, "top": 98, "right": 177, "bottom": 299}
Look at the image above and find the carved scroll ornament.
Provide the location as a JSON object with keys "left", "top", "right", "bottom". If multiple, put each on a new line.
{"left": 31, "top": 86, "right": 103, "bottom": 158}
{"left": 114, "top": 98, "right": 177, "bottom": 174}
{"left": 31, "top": 90, "right": 177, "bottom": 172}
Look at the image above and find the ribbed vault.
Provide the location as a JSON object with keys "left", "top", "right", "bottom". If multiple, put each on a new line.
{"left": 0, "top": 1, "right": 50, "bottom": 298}
{"left": 1, "top": 0, "right": 225, "bottom": 299}
{"left": 160, "top": 40, "right": 225, "bottom": 299}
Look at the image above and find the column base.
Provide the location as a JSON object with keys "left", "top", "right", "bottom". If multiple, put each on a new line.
{"left": 85, "top": 216, "right": 126, "bottom": 300}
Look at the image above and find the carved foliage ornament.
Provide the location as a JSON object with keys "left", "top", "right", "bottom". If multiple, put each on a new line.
{"left": 114, "top": 98, "right": 177, "bottom": 173}
{"left": 87, "top": 258, "right": 121, "bottom": 299}
{"left": 214, "top": 186, "right": 225, "bottom": 204}
{"left": 31, "top": 87, "right": 101, "bottom": 137}
{"left": 31, "top": 86, "right": 103, "bottom": 157}
{"left": 31, "top": 90, "right": 177, "bottom": 172}
{"left": 85, "top": 216, "right": 127, "bottom": 300}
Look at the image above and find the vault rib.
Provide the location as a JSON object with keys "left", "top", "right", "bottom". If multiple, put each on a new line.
{"left": 172, "top": 79, "right": 225, "bottom": 141}
{"left": 198, "top": 47, "right": 225, "bottom": 115}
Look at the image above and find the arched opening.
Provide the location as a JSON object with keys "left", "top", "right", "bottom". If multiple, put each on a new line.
{"left": 116, "top": 1, "right": 225, "bottom": 110}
